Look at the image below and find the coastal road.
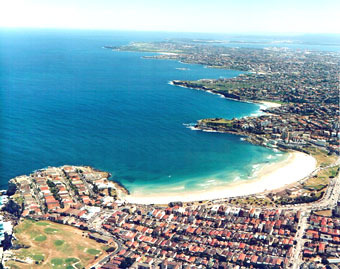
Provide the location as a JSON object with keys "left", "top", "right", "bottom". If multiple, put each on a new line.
{"left": 86, "top": 209, "right": 124, "bottom": 269}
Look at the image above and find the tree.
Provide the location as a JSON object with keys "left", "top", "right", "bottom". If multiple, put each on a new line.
{"left": 92, "top": 184, "right": 99, "bottom": 194}
{"left": 120, "top": 257, "right": 135, "bottom": 268}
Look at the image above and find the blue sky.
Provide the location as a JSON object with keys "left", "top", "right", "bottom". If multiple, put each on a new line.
{"left": 0, "top": 0, "right": 339, "bottom": 34}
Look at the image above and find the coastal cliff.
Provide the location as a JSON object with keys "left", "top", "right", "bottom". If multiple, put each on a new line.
{"left": 107, "top": 41, "right": 339, "bottom": 155}
{"left": 172, "top": 80, "right": 242, "bottom": 100}
{"left": 195, "top": 118, "right": 268, "bottom": 148}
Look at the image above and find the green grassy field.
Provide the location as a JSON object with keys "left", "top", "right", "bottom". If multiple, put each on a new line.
{"left": 6, "top": 219, "right": 109, "bottom": 269}
{"left": 303, "top": 166, "right": 339, "bottom": 191}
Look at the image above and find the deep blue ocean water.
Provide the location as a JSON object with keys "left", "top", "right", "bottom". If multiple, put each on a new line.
{"left": 1, "top": 29, "right": 320, "bottom": 194}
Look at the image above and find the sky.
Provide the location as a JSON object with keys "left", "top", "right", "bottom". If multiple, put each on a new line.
{"left": 0, "top": 0, "right": 339, "bottom": 34}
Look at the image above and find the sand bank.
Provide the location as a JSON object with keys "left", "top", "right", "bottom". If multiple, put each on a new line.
{"left": 124, "top": 151, "right": 317, "bottom": 204}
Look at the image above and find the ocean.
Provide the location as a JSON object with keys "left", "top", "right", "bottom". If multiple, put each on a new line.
{"left": 1, "top": 29, "right": 336, "bottom": 196}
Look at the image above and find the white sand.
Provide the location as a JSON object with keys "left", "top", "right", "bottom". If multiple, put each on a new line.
{"left": 256, "top": 100, "right": 282, "bottom": 109}
{"left": 124, "top": 152, "right": 317, "bottom": 204}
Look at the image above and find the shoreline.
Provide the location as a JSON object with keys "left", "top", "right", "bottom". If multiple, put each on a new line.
{"left": 255, "top": 100, "right": 282, "bottom": 111}
{"left": 123, "top": 151, "right": 317, "bottom": 204}
{"left": 169, "top": 80, "right": 281, "bottom": 113}
{"left": 120, "top": 83, "right": 310, "bottom": 205}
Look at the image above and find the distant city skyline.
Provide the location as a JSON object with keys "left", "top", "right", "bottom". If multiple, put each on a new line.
{"left": 0, "top": 0, "right": 339, "bottom": 34}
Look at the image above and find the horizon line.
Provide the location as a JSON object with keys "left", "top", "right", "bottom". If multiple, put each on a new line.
{"left": 1, "top": 26, "right": 340, "bottom": 36}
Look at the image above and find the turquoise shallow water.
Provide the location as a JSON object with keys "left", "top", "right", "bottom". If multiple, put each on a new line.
{"left": 0, "top": 29, "right": 286, "bottom": 194}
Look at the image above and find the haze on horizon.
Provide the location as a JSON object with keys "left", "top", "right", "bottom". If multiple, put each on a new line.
{"left": 0, "top": 0, "right": 339, "bottom": 34}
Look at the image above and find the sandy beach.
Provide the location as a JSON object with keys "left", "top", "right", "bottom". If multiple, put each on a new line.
{"left": 124, "top": 151, "right": 317, "bottom": 204}
{"left": 123, "top": 85, "right": 311, "bottom": 205}
{"left": 256, "top": 100, "right": 282, "bottom": 108}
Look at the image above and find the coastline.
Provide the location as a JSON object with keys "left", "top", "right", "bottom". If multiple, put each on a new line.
{"left": 256, "top": 100, "right": 281, "bottom": 108}
{"left": 123, "top": 151, "right": 317, "bottom": 204}
{"left": 169, "top": 80, "right": 281, "bottom": 113}
{"left": 255, "top": 100, "right": 282, "bottom": 110}
{"left": 120, "top": 83, "right": 313, "bottom": 205}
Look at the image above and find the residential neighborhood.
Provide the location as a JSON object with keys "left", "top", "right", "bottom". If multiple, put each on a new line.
{"left": 0, "top": 164, "right": 339, "bottom": 268}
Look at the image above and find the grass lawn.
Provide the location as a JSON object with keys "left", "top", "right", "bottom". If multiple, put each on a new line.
{"left": 35, "top": 235, "right": 47, "bottom": 242}
{"left": 36, "top": 222, "right": 50, "bottom": 226}
{"left": 201, "top": 118, "right": 234, "bottom": 127}
{"left": 65, "top": 257, "right": 79, "bottom": 263}
{"left": 303, "top": 166, "right": 339, "bottom": 191}
{"left": 6, "top": 219, "right": 108, "bottom": 269}
{"left": 54, "top": 240, "right": 64, "bottom": 247}
{"left": 51, "top": 258, "right": 63, "bottom": 266}
{"left": 307, "top": 147, "right": 338, "bottom": 167}
{"left": 32, "top": 254, "right": 45, "bottom": 262}
{"left": 230, "top": 196, "right": 273, "bottom": 207}
{"left": 51, "top": 257, "right": 81, "bottom": 269}
{"left": 86, "top": 248, "right": 101, "bottom": 255}
{"left": 44, "top": 227, "right": 59, "bottom": 234}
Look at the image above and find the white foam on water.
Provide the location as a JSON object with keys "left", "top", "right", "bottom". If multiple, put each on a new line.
{"left": 233, "top": 176, "right": 241, "bottom": 182}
